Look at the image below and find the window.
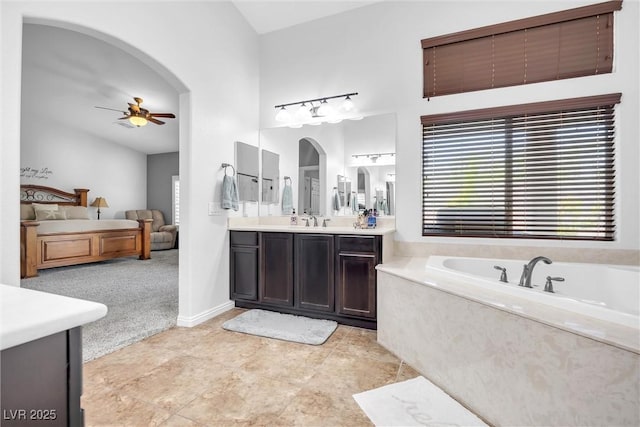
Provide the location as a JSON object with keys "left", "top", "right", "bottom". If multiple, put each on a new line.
{"left": 421, "top": 93, "right": 620, "bottom": 241}
{"left": 172, "top": 175, "right": 180, "bottom": 226}
{"left": 422, "top": 1, "right": 621, "bottom": 98}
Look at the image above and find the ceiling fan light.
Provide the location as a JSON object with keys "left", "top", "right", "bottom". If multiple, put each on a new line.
{"left": 275, "top": 106, "right": 291, "bottom": 122}
{"left": 129, "top": 115, "right": 148, "bottom": 127}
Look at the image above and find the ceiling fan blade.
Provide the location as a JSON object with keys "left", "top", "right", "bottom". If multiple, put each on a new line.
{"left": 95, "top": 106, "right": 126, "bottom": 113}
{"left": 149, "top": 113, "right": 176, "bottom": 118}
{"left": 148, "top": 117, "right": 166, "bottom": 125}
{"left": 118, "top": 116, "right": 130, "bottom": 120}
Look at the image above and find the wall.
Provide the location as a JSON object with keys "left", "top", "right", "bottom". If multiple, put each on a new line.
{"left": 20, "top": 117, "right": 147, "bottom": 220}
{"left": 147, "top": 152, "right": 178, "bottom": 224}
{"left": 1, "top": 2, "right": 260, "bottom": 328}
{"left": 259, "top": 0, "right": 640, "bottom": 261}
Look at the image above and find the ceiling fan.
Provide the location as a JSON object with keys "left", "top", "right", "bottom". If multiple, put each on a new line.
{"left": 95, "top": 97, "right": 175, "bottom": 127}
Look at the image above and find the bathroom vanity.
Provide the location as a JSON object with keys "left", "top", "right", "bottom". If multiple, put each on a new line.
{"left": 229, "top": 224, "right": 393, "bottom": 329}
{"left": 0, "top": 284, "right": 107, "bottom": 427}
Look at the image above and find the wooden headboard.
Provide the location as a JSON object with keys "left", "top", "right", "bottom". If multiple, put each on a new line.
{"left": 20, "top": 185, "right": 89, "bottom": 207}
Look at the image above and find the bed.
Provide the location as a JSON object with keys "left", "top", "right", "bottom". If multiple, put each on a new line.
{"left": 20, "top": 185, "right": 152, "bottom": 278}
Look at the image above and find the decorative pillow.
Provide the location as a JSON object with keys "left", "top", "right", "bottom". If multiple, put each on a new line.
{"left": 60, "top": 206, "right": 90, "bottom": 220}
{"left": 35, "top": 209, "right": 67, "bottom": 221}
{"left": 32, "top": 203, "right": 59, "bottom": 212}
{"left": 20, "top": 204, "right": 36, "bottom": 220}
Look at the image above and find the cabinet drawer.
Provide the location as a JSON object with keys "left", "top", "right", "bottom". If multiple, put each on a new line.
{"left": 230, "top": 231, "right": 258, "bottom": 246}
{"left": 336, "top": 235, "right": 378, "bottom": 254}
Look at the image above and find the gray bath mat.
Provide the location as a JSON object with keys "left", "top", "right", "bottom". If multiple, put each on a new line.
{"left": 222, "top": 309, "right": 337, "bottom": 345}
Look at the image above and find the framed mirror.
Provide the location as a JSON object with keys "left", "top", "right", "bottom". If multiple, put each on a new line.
{"left": 235, "top": 141, "right": 259, "bottom": 202}
{"left": 261, "top": 149, "right": 280, "bottom": 204}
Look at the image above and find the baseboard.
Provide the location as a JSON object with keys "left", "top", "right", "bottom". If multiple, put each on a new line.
{"left": 176, "top": 300, "right": 235, "bottom": 327}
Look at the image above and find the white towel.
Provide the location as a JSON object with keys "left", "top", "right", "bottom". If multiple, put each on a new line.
{"left": 221, "top": 175, "right": 239, "bottom": 211}
{"left": 282, "top": 182, "right": 293, "bottom": 215}
{"left": 351, "top": 193, "right": 358, "bottom": 214}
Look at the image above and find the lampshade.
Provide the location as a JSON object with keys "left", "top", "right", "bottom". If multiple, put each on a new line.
{"left": 275, "top": 106, "right": 291, "bottom": 122}
{"left": 129, "top": 115, "right": 148, "bottom": 127}
{"left": 340, "top": 96, "right": 355, "bottom": 113}
{"left": 90, "top": 197, "right": 109, "bottom": 208}
{"left": 316, "top": 100, "right": 334, "bottom": 117}
{"left": 295, "top": 103, "right": 312, "bottom": 121}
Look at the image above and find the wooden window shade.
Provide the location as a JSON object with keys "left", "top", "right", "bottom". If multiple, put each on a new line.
{"left": 422, "top": 1, "right": 622, "bottom": 98}
{"left": 421, "top": 93, "right": 621, "bottom": 241}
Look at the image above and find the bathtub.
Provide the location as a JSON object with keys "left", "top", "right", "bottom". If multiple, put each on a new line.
{"left": 376, "top": 255, "right": 640, "bottom": 426}
{"left": 425, "top": 256, "right": 640, "bottom": 329}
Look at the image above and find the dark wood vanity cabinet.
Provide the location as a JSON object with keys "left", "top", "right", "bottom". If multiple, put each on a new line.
{"left": 260, "top": 232, "right": 294, "bottom": 307}
{"left": 230, "top": 230, "right": 381, "bottom": 328}
{"left": 335, "top": 236, "right": 380, "bottom": 319}
{"left": 230, "top": 231, "right": 259, "bottom": 301}
{"left": 295, "top": 234, "right": 334, "bottom": 313}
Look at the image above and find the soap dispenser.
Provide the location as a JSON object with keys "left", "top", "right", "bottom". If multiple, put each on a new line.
{"left": 290, "top": 209, "right": 298, "bottom": 226}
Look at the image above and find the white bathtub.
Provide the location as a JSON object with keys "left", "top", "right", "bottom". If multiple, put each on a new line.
{"left": 425, "top": 256, "right": 640, "bottom": 329}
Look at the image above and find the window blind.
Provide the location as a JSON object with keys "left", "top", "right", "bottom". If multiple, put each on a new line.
{"left": 421, "top": 93, "right": 621, "bottom": 241}
{"left": 422, "top": 1, "right": 622, "bottom": 98}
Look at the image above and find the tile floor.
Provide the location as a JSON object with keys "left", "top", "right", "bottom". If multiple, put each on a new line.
{"left": 82, "top": 308, "right": 420, "bottom": 426}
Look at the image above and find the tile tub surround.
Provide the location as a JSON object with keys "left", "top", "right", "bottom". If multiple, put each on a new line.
{"left": 376, "top": 260, "right": 640, "bottom": 427}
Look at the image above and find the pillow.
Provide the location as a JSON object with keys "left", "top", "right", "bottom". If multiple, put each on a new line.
{"left": 35, "top": 209, "right": 67, "bottom": 221}
{"left": 32, "top": 203, "right": 59, "bottom": 212}
{"left": 60, "top": 206, "right": 90, "bottom": 220}
{"left": 20, "top": 204, "right": 35, "bottom": 220}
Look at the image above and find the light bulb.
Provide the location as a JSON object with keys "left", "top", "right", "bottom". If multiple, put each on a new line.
{"left": 275, "top": 106, "right": 291, "bottom": 122}
{"left": 340, "top": 96, "right": 355, "bottom": 113}
{"left": 295, "top": 103, "right": 312, "bottom": 121}
{"left": 316, "top": 100, "right": 334, "bottom": 117}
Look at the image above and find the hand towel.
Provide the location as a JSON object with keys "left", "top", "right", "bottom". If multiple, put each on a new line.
{"left": 222, "top": 175, "right": 239, "bottom": 211}
{"left": 333, "top": 191, "right": 341, "bottom": 212}
{"left": 282, "top": 182, "right": 293, "bottom": 215}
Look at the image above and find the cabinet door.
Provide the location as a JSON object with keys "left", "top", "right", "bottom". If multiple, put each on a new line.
{"left": 336, "top": 252, "right": 377, "bottom": 319}
{"left": 295, "top": 234, "right": 334, "bottom": 312}
{"left": 260, "top": 233, "right": 294, "bottom": 306}
{"left": 230, "top": 246, "right": 258, "bottom": 301}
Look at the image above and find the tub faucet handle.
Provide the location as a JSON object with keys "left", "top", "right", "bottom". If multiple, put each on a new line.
{"left": 519, "top": 265, "right": 529, "bottom": 287}
{"left": 494, "top": 266, "right": 508, "bottom": 283}
{"left": 544, "top": 276, "right": 564, "bottom": 293}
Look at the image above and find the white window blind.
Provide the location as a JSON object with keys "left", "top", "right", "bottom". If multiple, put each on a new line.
{"left": 421, "top": 94, "right": 620, "bottom": 241}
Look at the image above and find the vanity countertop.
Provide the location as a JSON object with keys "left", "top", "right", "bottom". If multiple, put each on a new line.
{"left": 228, "top": 224, "right": 395, "bottom": 236}
{"left": 0, "top": 284, "right": 107, "bottom": 350}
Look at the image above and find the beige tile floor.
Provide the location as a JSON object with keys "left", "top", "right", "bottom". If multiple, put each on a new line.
{"left": 82, "top": 308, "right": 420, "bottom": 426}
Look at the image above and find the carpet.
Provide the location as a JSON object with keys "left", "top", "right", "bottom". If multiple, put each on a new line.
{"left": 21, "top": 250, "right": 178, "bottom": 361}
{"left": 222, "top": 309, "right": 337, "bottom": 345}
{"left": 353, "top": 376, "right": 488, "bottom": 427}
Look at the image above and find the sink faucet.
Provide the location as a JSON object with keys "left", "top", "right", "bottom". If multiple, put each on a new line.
{"left": 310, "top": 215, "right": 318, "bottom": 227}
{"left": 522, "top": 256, "right": 552, "bottom": 288}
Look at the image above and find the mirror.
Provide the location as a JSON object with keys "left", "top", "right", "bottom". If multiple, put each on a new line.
{"left": 235, "top": 141, "right": 259, "bottom": 202}
{"left": 259, "top": 113, "right": 396, "bottom": 217}
{"left": 261, "top": 149, "right": 280, "bottom": 204}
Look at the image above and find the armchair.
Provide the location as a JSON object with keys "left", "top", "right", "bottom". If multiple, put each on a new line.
{"left": 125, "top": 209, "right": 177, "bottom": 251}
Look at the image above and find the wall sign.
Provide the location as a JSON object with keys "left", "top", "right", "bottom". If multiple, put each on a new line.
{"left": 20, "top": 167, "right": 53, "bottom": 180}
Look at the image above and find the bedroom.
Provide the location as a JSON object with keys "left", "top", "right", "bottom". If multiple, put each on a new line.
{"left": 1, "top": 0, "right": 639, "bottom": 425}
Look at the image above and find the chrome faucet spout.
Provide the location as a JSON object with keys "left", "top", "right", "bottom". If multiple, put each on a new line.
{"left": 524, "top": 256, "right": 552, "bottom": 288}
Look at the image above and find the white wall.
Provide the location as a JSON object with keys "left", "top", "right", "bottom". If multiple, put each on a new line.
{"left": 259, "top": 0, "right": 640, "bottom": 252}
{"left": 20, "top": 118, "right": 147, "bottom": 219}
{"left": 1, "top": 2, "right": 260, "bottom": 326}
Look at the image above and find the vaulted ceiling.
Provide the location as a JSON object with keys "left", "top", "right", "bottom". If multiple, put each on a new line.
{"left": 20, "top": 2, "right": 381, "bottom": 155}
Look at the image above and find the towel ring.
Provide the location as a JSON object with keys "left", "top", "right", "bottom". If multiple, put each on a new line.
{"left": 221, "top": 163, "right": 235, "bottom": 176}
{"left": 284, "top": 176, "right": 292, "bottom": 184}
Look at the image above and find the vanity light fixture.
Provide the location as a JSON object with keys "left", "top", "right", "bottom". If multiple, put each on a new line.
{"left": 352, "top": 152, "right": 395, "bottom": 161}
{"left": 274, "top": 92, "right": 359, "bottom": 126}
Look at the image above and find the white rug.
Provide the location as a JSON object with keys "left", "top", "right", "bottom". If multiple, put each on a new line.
{"left": 353, "top": 376, "right": 488, "bottom": 427}
{"left": 222, "top": 309, "right": 338, "bottom": 345}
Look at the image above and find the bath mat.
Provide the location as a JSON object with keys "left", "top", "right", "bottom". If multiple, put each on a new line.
{"left": 222, "top": 309, "right": 337, "bottom": 345}
{"left": 353, "top": 376, "right": 488, "bottom": 427}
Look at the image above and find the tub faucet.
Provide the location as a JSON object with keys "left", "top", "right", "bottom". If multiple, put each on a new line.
{"left": 523, "top": 256, "right": 552, "bottom": 288}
